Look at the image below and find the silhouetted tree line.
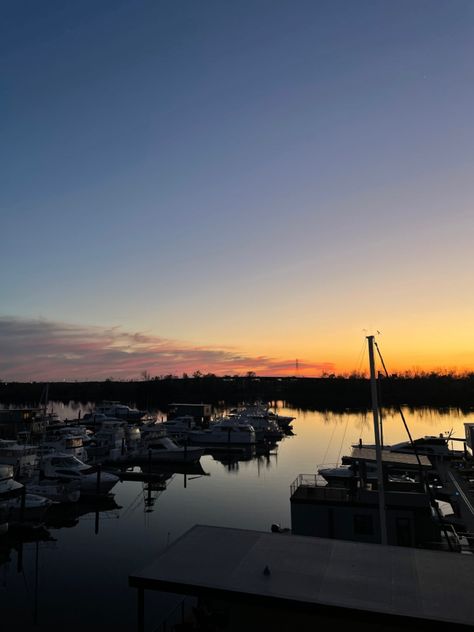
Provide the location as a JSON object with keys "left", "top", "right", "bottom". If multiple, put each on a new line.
{"left": 1, "top": 372, "right": 474, "bottom": 411}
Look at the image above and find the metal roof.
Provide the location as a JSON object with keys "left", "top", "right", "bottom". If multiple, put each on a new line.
{"left": 130, "top": 524, "right": 474, "bottom": 628}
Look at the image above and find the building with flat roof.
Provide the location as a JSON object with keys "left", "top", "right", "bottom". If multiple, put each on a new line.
{"left": 129, "top": 524, "right": 474, "bottom": 632}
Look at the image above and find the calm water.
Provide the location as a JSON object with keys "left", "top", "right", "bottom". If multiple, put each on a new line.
{"left": 0, "top": 404, "right": 471, "bottom": 629}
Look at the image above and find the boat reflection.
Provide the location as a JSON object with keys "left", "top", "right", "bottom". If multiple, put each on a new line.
{"left": 0, "top": 525, "right": 54, "bottom": 571}
{"left": 44, "top": 495, "right": 122, "bottom": 530}
{"left": 117, "top": 462, "right": 209, "bottom": 514}
{"left": 207, "top": 442, "right": 279, "bottom": 470}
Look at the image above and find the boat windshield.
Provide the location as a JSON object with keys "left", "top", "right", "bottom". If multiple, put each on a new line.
{"left": 49, "top": 456, "right": 83, "bottom": 468}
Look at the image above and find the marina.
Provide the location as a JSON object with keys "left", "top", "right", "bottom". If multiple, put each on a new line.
{"left": 0, "top": 401, "right": 474, "bottom": 630}
{"left": 3, "top": 2, "right": 474, "bottom": 631}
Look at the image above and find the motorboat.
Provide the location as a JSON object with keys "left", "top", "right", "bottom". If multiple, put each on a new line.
{"left": 223, "top": 412, "right": 283, "bottom": 441}
{"left": 5, "top": 492, "right": 53, "bottom": 525}
{"left": 266, "top": 410, "right": 295, "bottom": 429}
{"left": 39, "top": 453, "right": 119, "bottom": 495}
{"left": 86, "top": 425, "right": 126, "bottom": 461}
{"left": 94, "top": 401, "right": 148, "bottom": 422}
{"left": 230, "top": 404, "right": 294, "bottom": 432}
{"left": 187, "top": 421, "right": 256, "bottom": 446}
{"left": 0, "top": 464, "right": 24, "bottom": 534}
{"left": 41, "top": 427, "right": 88, "bottom": 461}
{"left": 136, "top": 436, "right": 205, "bottom": 464}
{"left": 355, "top": 434, "right": 462, "bottom": 460}
{"left": 160, "top": 416, "right": 196, "bottom": 438}
{"left": 82, "top": 412, "right": 119, "bottom": 426}
{"left": 26, "top": 478, "right": 81, "bottom": 503}
{"left": 318, "top": 463, "right": 417, "bottom": 488}
{"left": 0, "top": 439, "right": 38, "bottom": 478}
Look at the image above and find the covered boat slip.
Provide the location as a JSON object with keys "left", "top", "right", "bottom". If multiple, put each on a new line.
{"left": 129, "top": 525, "right": 474, "bottom": 631}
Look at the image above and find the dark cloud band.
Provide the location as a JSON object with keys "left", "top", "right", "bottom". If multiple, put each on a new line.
{"left": 0, "top": 316, "right": 334, "bottom": 380}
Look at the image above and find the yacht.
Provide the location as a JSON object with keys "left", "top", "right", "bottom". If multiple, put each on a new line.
{"left": 26, "top": 478, "right": 81, "bottom": 503}
{"left": 230, "top": 404, "right": 293, "bottom": 433}
{"left": 355, "top": 434, "right": 463, "bottom": 461}
{"left": 95, "top": 401, "right": 148, "bottom": 422}
{"left": 0, "top": 464, "right": 24, "bottom": 534}
{"left": 87, "top": 426, "right": 126, "bottom": 462}
{"left": 5, "top": 492, "right": 53, "bottom": 526}
{"left": 41, "top": 427, "right": 88, "bottom": 461}
{"left": 138, "top": 432, "right": 204, "bottom": 464}
{"left": 318, "top": 463, "right": 416, "bottom": 488}
{"left": 0, "top": 439, "right": 38, "bottom": 478}
{"left": 160, "top": 416, "right": 196, "bottom": 438}
{"left": 187, "top": 421, "right": 256, "bottom": 446}
{"left": 39, "top": 453, "right": 119, "bottom": 495}
{"left": 229, "top": 413, "right": 283, "bottom": 441}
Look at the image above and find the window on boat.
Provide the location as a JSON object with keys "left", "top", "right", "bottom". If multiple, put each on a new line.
{"left": 57, "top": 469, "right": 77, "bottom": 476}
{"left": 353, "top": 514, "right": 374, "bottom": 536}
{"left": 50, "top": 457, "right": 76, "bottom": 467}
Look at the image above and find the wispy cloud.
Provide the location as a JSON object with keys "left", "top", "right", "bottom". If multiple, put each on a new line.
{"left": 0, "top": 316, "right": 334, "bottom": 380}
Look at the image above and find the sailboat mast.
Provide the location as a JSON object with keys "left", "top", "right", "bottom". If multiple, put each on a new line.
{"left": 367, "top": 335, "right": 388, "bottom": 545}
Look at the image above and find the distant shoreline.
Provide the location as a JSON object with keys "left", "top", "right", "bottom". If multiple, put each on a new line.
{"left": 1, "top": 374, "right": 474, "bottom": 411}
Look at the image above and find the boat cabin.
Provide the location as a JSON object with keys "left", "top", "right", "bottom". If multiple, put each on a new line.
{"left": 291, "top": 450, "right": 442, "bottom": 548}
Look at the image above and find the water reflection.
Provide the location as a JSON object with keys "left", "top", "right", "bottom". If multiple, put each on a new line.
{"left": 0, "top": 404, "right": 472, "bottom": 631}
{"left": 45, "top": 495, "right": 121, "bottom": 530}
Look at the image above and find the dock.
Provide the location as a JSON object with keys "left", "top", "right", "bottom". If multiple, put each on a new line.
{"left": 129, "top": 524, "right": 474, "bottom": 631}
{"left": 435, "top": 459, "right": 474, "bottom": 533}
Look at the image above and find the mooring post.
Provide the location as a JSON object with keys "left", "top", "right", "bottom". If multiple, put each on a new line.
{"left": 96, "top": 463, "right": 102, "bottom": 496}
{"left": 17, "top": 539, "right": 23, "bottom": 573}
{"left": 20, "top": 485, "right": 26, "bottom": 523}
{"left": 137, "top": 587, "right": 145, "bottom": 632}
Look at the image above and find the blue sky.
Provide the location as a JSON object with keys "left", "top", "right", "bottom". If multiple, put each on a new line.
{"left": 1, "top": 1, "right": 474, "bottom": 379}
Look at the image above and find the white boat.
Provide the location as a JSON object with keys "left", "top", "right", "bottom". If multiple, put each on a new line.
{"left": 82, "top": 412, "right": 119, "bottom": 426}
{"left": 187, "top": 421, "right": 256, "bottom": 445}
{"left": 5, "top": 492, "right": 53, "bottom": 525}
{"left": 0, "top": 464, "right": 24, "bottom": 534}
{"left": 138, "top": 432, "right": 204, "bottom": 463}
{"left": 266, "top": 410, "right": 295, "bottom": 429}
{"left": 160, "top": 416, "right": 196, "bottom": 437}
{"left": 26, "top": 478, "right": 81, "bottom": 503}
{"left": 41, "top": 427, "right": 88, "bottom": 461}
{"left": 87, "top": 427, "right": 126, "bottom": 461}
{"left": 229, "top": 413, "right": 283, "bottom": 441}
{"left": 355, "top": 435, "right": 462, "bottom": 459}
{"left": 1, "top": 462, "right": 53, "bottom": 525}
{"left": 318, "top": 463, "right": 416, "bottom": 488}
{"left": 39, "top": 453, "right": 119, "bottom": 495}
{"left": 230, "top": 404, "right": 293, "bottom": 433}
{"left": 95, "top": 401, "right": 148, "bottom": 422}
{"left": 85, "top": 418, "right": 141, "bottom": 460}
{"left": 0, "top": 439, "right": 38, "bottom": 478}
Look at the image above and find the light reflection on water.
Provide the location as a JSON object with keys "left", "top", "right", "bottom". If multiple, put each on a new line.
{"left": 0, "top": 404, "right": 471, "bottom": 629}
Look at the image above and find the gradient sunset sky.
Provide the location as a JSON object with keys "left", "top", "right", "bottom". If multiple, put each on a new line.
{"left": 2, "top": 0, "right": 474, "bottom": 380}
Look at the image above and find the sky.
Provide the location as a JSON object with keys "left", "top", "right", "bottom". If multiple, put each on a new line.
{"left": 1, "top": 0, "right": 474, "bottom": 380}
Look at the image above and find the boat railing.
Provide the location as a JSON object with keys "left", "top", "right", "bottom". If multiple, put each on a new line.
{"left": 316, "top": 462, "right": 342, "bottom": 471}
{"left": 290, "top": 473, "right": 351, "bottom": 502}
{"left": 290, "top": 473, "right": 327, "bottom": 494}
